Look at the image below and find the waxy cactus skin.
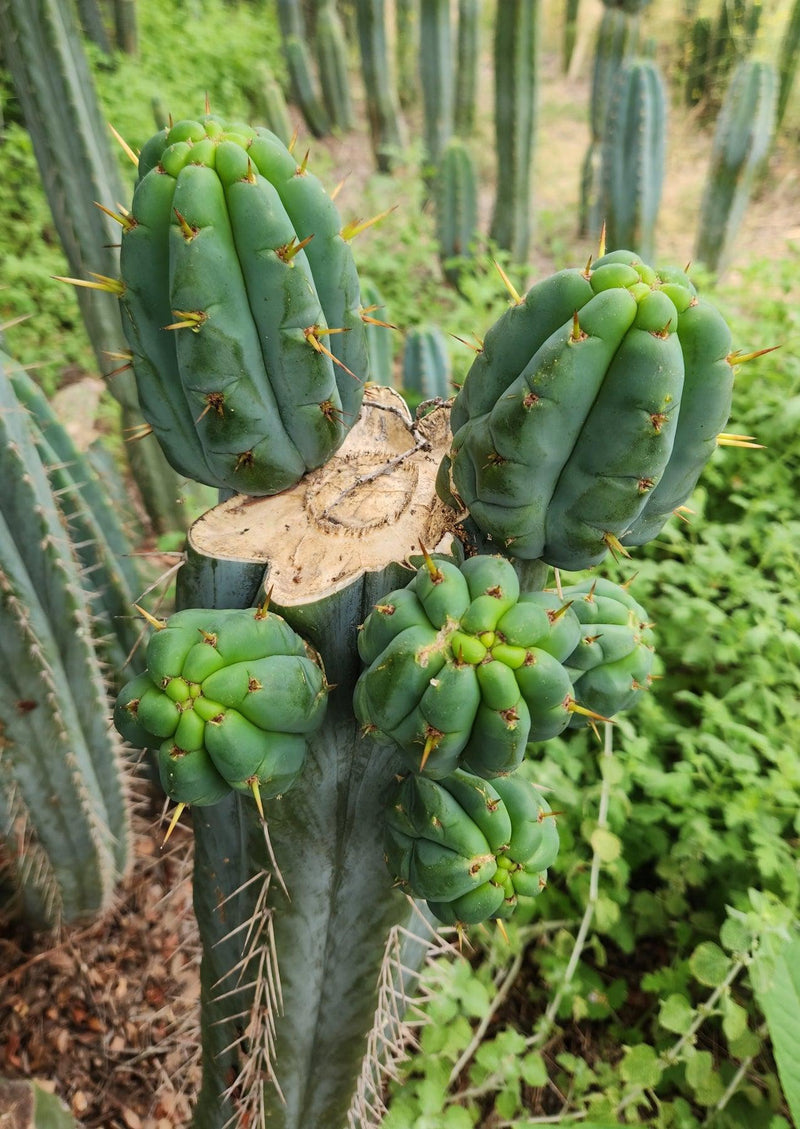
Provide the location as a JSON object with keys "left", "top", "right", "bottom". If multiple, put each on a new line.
{"left": 355, "top": 555, "right": 583, "bottom": 779}
{"left": 114, "top": 605, "right": 328, "bottom": 807}
{"left": 384, "top": 769, "right": 560, "bottom": 926}
{"left": 441, "top": 250, "right": 737, "bottom": 570}
{"left": 120, "top": 115, "right": 369, "bottom": 496}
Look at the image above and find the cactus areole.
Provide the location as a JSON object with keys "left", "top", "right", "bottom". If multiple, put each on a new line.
{"left": 119, "top": 115, "right": 369, "bottom": 495}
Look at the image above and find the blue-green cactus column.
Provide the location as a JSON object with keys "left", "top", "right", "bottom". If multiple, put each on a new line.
{"left": 181, "top": 388, "right": 453, "bottom": 1128}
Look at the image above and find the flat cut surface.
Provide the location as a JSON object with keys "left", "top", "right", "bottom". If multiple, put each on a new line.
{"left": 189, "top": 386, "right": 456, "bottom": 604}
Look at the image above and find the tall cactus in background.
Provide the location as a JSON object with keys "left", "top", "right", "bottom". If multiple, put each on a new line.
{"left": 0, "top": 347, "right": 131, "bottom": 930}
{"left": 355, "top": 0, "right": 404, "bottom": 171}
{"left": 247, "top": 64, "right": 294, "bottom": 146}
{"left": 276, "top": 0, "right": 331, "bottom": 138}
{"left": 776, "top": 0, "right": 800, "bottom": 129}
{"left": 0, "top": 0, "right": 187, "bottom": 535}
{"left": 601, "top": 57, "right": 667, "bottom": 261}
{"left": 420, "top": 0, "right": 454, "bottom": 172}
{"left": 401, "top": 325, "right": 453, "bottom": 412}
{"left": 563, "top": 0, "right": 581, "bottom": 73}
{"left": 395, "top": 0, "right": 418, "bottom": 110}
{"left": 74, "top": 0, "right": 111, "bottom": 53}
{"left": 490, "top": 0, "right": 540, "bottom": 263}
{"left": 113, "top": 0, "right": 137, "bottom": 53}
{"left": 579, "top": 6, "right": 640, "bottom": 239}
{"left": 435, "top": 137, "right": 479, "bottom": 290}
{"left": 695, "top": 58, "right": 777, "bottom": 272}
{"left": 454, "top": 0, "right": 480, "bottom": 137}
{"left": 360, "top": 278, "right": 396, "bottom": 387}
{"left": 315, "top": 0, "right": 354, "bottom": 132}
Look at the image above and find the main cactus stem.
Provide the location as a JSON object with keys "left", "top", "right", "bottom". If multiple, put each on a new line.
{"left": 182, "top": 389, "right": 453, "bottom": 1127}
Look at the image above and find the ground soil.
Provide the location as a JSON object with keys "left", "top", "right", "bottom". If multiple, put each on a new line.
{"left": 2, "top": 21, "right": 799, "bottom": 1129}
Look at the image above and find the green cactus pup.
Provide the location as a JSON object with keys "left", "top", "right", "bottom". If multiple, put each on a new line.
{"left": 355, "top": 552, "right": 593, "bottom": 779}
{"left": 118, "top": 114, "right": 370, "bottom": 496}
{"left": 114, "top": 602, "right": 328, "bottom": 825}
{"left": 559, "top": 577, "right": 655, "bottom": 725}
{"left": 439, "top": 249, "right": 739, "bottom": 570}
{"left": 384, "top": 769, "right": 560, "bottom": 926}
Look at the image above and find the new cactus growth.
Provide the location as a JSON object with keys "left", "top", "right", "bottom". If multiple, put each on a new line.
{"left": 695, "top": 59, "right": 778, "bottom": 272}
{"left": 440, "top": 250, "right": 738, "bottom": 569}
{"left": 600, "top": 57, "right": 667, "bottom": 261}
{"left": 401, "top": 325, "right": 453, "bottom": 411}
{"left": 114, "top": 604, "right": 328, "bottom": 816}
{"left": 560, "top": 578, "right": 655, "bottom": 724}
{"left": 384, "top": 769, "right": 559, "bottom": 925}
{"left": 118, "top": 114, "right": 369, "bottom": 495}
{"left": 355, "top": 554, "right": 585, "bottom": 779}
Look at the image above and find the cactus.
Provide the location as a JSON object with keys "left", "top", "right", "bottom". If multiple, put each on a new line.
{"left": 355, "top": 553, "right": 591, "bottom": 779}
{"left": 355, "top": 0, "right": 404, "bottom": 171}
{"left": 277, "top": 0, "right": 331, "bottom": 138}
{"left": 248, "top": 65, "right": 294, "bottom": 146}
{"left": 776, "top": 0, "right": 800, "bottom": 129}
{"left": 695, "top": 59, "right": 777, "bottom": 272}
{"left": 74, "top": 0, "right": 111, "bottom": 53}
{"left": 395, "top": 0, "right": 418, "bottom": 110}
{"left": 401, "top": 325, "right": 453, "bottom": 412}
{"left": 489, "top": 0, "right": 540, "bottom": 263}
{"left": 684, "top": 0, "right": 762, "bottom": 112}
{"left": 435, "top": 137, "right": 479, "bottom": 290}
{"left": 112, "top": 0, "right": 137, "bottom": 53}
{"left": 315, "top": 0, "right": 354, "bottom": 132}
{"left": 115, "top": 604, "right": 328, "bottom": 811}
{"left": 384, "top": 769, "right": 559, "bottom": 926}
{"left": 559, "top": 577, "right": 655, "bottom": 724}
{"left": 454, "top": 0, "right": 480, "bottom": 136}
{"left": 118, "top": 115, "right": 369, "bottom": 495}
{"left": 439, "top": 249, "right": 738, "bottom": 570}
{"left": 162, "top": 386, "right": 456, "bottom": 1127}
{"left": 420, "top": 0, "right": 454, "bottom": 171}
{"left": 360, "top": 278, "right": 397, "bottom": 387}
{"left": 0, "top": 348, "right": 130, "bottom": 929}
{"left": 5, "top": 357, "right": 144, "bottom": 683}
{"left": 600, "top": 57, "right": 667, "bottom": 262}
{"left": 579, "top": 6, "right": 640, "bottom": 239}
{"left": 0, "top": 0, "right": 187, "bottom": 535}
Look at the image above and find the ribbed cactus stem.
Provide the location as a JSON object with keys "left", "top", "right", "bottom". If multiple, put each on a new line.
{"left": 579, "top": 6, "right": 639, "bottom": 238}
{"left": 355, "top": 0, "right": 404, "bottom": 171}
{"left": 402, "top": 326, "right": 453, "bottom": 411}
{"left": 601, "top": 57, "right": 667, "bottom": 262}
{"left": 776, "top": 0, "right": 800, "bottom": 129}
{"left": 695, "top": 58, "right": 777, "bottom": 272}
{"left": 74, "top": 0, "right": 111, "bottom": 53}
{"left": 0, "top": 0, "right": 187, "bottom": 535}
{"left": 182, "top": 388, "right": 453, "bottom": 1127}
{"left": 563, "top": 0, "right": 580, "bottom": 73}
{"left": 315, "top": 0, "right": 354, "bottom": 132}
{"left": 0, "top": 352, "right": 130, "bottom": 928}
{"left": 435, "top": 138, "right": 478, "bottom": 290}
{"left": 112, "top": 0, "right": 137, "bottom": 53}
{"left": 395, "top": 0, "right": 418, "bottom": 109}
{"left": 360, "top": 278, "right": 396, "bottom": 387}
{"left": 454, "top": 0, "right": 480, "bottom": 136}
{"left": 277, "top": 0, "right": 330, "bottom": 137}
{"left": 420, "top": 0, "right": 454, "bottom": 170}
{"left": 489, "top": 0, "right": 540, "bottom": 263}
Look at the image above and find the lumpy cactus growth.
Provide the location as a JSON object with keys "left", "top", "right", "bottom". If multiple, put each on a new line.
{"left": 114, "top": 604, "right": 328, "bottom": 816}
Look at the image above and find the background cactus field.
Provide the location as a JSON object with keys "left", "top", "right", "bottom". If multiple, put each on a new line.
{"left": 1, "top": 0, "right": 799, "bottom": 1127}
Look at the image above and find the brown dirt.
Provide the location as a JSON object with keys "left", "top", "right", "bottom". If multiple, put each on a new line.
{"left": 0, "top": 799, "right": 201, "bottom": 1128}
